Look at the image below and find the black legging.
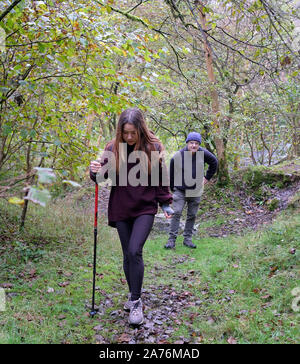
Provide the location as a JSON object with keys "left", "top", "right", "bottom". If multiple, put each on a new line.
{"left": 115, "top": 214, "right": 154, "bottom": 301}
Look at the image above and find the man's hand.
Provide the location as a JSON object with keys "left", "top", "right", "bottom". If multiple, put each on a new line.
{"left": 164, "top": 211, "right": 173, "bottom": 219}
{"left": 161, "top": 204, "right": 174, "bottom": 219}
{"left": 203, "top": 177, "right": 209, "bottom": 185}
{"left": 90, "top": 160, "right": 101, "bottom": 173}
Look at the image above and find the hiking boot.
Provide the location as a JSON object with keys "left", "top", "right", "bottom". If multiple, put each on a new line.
{"left": 124, "top": 293, "right": 133, "bottom": 311}
{"left": 128, "top": 298, "right": 144, "bottom": 326}
{"left": 164, "top": 240, "right": 175, "bottom": 249}
{"left": 183, "top": 240, "right": 197, "bottom": 248}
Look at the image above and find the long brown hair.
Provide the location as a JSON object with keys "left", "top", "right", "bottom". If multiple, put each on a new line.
{"left": 107, "top": 108, "right": 163, "bottom": 174}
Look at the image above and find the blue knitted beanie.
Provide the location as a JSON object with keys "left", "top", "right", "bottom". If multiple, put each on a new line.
{"left": 186, "top": 132, "right": 201, "bottom": 144}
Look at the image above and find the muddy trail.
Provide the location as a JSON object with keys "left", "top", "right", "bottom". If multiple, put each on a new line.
{"left": 86, "top": 255, "right": 206, "bottom": 344}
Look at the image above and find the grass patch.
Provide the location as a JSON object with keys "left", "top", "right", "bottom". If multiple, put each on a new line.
{"left": 0, "top": 198, "right": 299, "bottom": 344}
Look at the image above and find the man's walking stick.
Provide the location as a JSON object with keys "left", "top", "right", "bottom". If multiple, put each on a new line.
{"left": 90, "top": 182, "right": 99, "bottom": 317}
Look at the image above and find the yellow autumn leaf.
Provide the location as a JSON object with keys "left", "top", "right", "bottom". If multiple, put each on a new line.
{"left": 8, "top": 197, "right": 25, "bottom": 206}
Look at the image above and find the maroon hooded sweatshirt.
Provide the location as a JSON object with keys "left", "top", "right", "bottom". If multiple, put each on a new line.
{"left": 90, "top": 143, "right": 172, "bottom": 228}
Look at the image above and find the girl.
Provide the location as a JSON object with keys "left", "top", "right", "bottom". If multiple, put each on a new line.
{"left": 90, "top": 108, "right": 173, "bottom": 325}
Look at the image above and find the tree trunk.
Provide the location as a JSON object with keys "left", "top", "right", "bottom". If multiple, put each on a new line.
{"left": 85, "top": 112, "right": 95, "bottom": 148}
{"left": 85, "top": 112, "right": 96, "bottom": 178}
{"left": 195, "top": 1, "right": 229, "bottom": 186}
{"left": 20, "top": 139, "right": 33, "bottom": 230}
{"left": 292, "top": 116, "right": 300, "bottom": 158}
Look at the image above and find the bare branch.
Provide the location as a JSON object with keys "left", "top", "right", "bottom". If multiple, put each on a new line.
{"left": 31, "top": 73, "right": 82, "bottom": 82}
{"left": 260, "top": 0, "right": 299, "bottom": 63}
{"left": 93, "top": 0, "right": 171, "bottom": 36}
{"left": 6, "top": 37, "right": 68, "bottom": 48}
{"left": 0, "top": 0, "right": 22, "bottom": 22}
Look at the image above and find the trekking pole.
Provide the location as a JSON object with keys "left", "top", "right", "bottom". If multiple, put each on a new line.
{"left": 90, "top": 182, "right": 99, "bottom": 317}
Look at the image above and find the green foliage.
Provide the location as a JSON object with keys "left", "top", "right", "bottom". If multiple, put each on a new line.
{"left": 241, "top": 165, "right": 295, "bottom": 190}
{"left": 1, "top": 0, "right": 299, "bottom": 203}
{"left": 0, "top": 0, "right": 163, "bottom": 199}
{"left": 11, "top": 240, "right": 46, "bottom": 263}
{"left": 287, "top": 191, "right": 300, "bottom": 209}
{"left": 242, "top": 166, "right": 277, "bottom": 188}
{"left": 266, "top": 198, "right": 280, "bottom": 211}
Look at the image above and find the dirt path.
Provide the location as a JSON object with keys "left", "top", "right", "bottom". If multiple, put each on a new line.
{"left": 88, "top": 255, "right": 203, "bottom": 344}
{"left": 200, "top": 179, "right": 300, "bottom": 238}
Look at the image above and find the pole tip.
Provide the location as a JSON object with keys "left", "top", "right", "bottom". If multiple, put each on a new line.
{"left": 89, "top": 310, "right": 97, "bottom": 317}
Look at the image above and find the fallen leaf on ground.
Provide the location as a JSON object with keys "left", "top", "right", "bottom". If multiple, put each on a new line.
{"left": 174, "top": 340, "right": 184, "bottom": 344}
{"left": 64, "top": 272, "right": 73, "bottom": 277}
{"left": 25, "top": 313, "right": 34, "bottom": 321}
{"left": 28, "top": 269, "right": 37, "bottom": 278}
{"left": 1, "top": 283, "right": 13, "bottom": 288}
{"left": 117, "top": 333, "right": 131, "bottom": 343}
{"left": 58, "top": 281, "right": 70, "bottom": 287}
{"left": 227, "top": 337, "right": 237, "bottom": 344}
{"left": 158, "top": 339, "right": 170, "bottom": 344}
{"left": 95, "top": 335, "right": 106, "bottom": 343}
{"left": 93, "top": 325, "right": 103, "bottom": 331}
{"left": 261, "top": 294, "right": 272, "bottom": 300}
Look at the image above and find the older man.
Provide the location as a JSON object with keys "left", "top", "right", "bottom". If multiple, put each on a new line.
{"left": 165, "top": 132, "right": 218, "bottom": 249}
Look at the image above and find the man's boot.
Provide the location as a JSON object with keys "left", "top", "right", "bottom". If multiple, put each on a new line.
{"left": 183, "top": 239, "right": 197, "bottom": 248}
{"left": 164, "top": 240, "right": 175, "bottom": 249}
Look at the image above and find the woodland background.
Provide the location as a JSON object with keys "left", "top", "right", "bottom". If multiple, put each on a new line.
{"left": 0, "top": 0, "right": 299, "bottom": 196}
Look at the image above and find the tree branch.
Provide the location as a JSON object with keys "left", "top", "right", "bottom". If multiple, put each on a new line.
{"left": 0, "top": 0, "right": 22, "bottom": 22}
{"left": 94, "top": 0, "right": 170, "bottom": 36}
{"left": 260, "top": 0, "right": 299, "bottom": 63}
{"left": 6, "top": 37, "right": 68, "bottom": 48}
{"left": 1, "top": 64, "right": 36, "bottom": 105}
{"left": 126, "top": 0, "right": 151, "bottom": 14}
{"left": 216, "top": 26, "right": 273, "bottom": 49}
{"left": 31, "top": 73, "right": 82, "bottom": 82}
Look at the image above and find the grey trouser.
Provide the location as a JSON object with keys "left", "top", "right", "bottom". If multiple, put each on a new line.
{"left": 168, "top": 188, "right": 201, "bottom": 243}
